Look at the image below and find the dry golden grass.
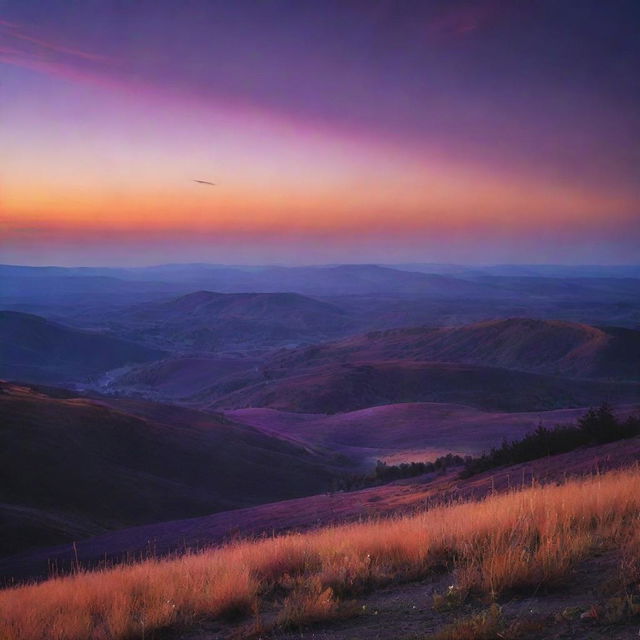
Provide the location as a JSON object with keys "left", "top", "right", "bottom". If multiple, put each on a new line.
{"left": 2, "top": 466, "right": 640, "bottom": 640}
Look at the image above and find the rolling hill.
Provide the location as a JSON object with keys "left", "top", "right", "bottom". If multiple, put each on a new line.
{"left": 0, "top": 311, "right": 164, "bottom": 384}
{"left": 226, "top": 402, "right": 640, "bottom": 466}
{"left": 269, "top": 318, "right": 640, "bottom": 381}
{"left": 204, "top": 359, "right": 640, "bottom": 413}
{"left": 109, "top": 290, "right": 355, "bottom": 350}
{"left": 0, "top": 382, "right": 342, "bottom": 556}
{"left": 93, "top": 317, "right": 640, "bottom": 412}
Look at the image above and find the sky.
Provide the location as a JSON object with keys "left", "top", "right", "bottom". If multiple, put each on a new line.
{"left": 1, "top": 0, "right": 639, "bottom": 266}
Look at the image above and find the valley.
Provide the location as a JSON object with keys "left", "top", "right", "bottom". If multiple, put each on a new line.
{"left": 1, "top": 262, "right": 639, "bottom": 639}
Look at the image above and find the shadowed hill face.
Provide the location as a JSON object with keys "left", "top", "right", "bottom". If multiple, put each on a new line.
{"left": 104, "top": 355, "right": 263, "bottom": 400}
{"left": 270, "top": 318, "right": 640, "bottom": 381}
{"left": 205, "top": 360, "right": 640, "bottom": 414}
{"left": 0, "top": 382, "right": 341, "bottom": 556}
{"left": 0, "top": 311, "right": 164, "bottom": 384}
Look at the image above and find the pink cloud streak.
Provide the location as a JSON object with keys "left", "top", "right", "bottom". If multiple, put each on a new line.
{"left": 0, "top": 18, "right": 111, "bottom": 62}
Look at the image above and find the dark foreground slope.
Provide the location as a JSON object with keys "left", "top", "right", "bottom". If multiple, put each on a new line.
{"left": 0, "top": 382, "right": 341, "bottom": 556}
{"left": 0, "top": 311, "right": 164, "bottom": 384}
{"left": 3, "top": 435, "right": 638, "bottom": 585}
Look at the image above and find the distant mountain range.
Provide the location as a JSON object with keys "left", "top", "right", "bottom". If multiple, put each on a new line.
{"left": 3, "top": 263, "right": 639, "bottom": 332}
{"left": 3, "top": 262, "right": 639, "bottom": 282}
{"left": 3, "top": 262, "right": 639, "bottom": 300}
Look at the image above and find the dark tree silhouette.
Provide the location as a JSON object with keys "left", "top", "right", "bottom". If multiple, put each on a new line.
{"left": 462, "top": 404, "right": 640, "bottom": 477}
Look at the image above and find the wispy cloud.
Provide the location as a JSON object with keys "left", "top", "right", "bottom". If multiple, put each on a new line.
{"left": 0, "top": 18, "right": 110, "bottom": 61}
{"left": 0, "top": 17, "right": 115, "bottom": 79}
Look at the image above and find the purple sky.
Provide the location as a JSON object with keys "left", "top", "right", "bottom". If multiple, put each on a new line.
{"left": 1, "top": 0, "right": 639, "bottom": 265}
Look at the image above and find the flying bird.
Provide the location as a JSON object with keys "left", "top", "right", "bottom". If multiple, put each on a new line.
{"left": 193, "top": 179, "right": 216, "bottom": 186}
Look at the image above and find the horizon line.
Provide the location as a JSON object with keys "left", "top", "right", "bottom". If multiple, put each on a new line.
{"left": 1, "top": 261, "right": 639, "bottom": 270}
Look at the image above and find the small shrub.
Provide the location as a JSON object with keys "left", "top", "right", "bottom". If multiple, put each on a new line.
{"left": 428, "top": 603, "right": 503, "bottom": 640}
{"left": 426, "top": 605, "right": 547, "bottom": 640}
{"left": 276, "top": 577, "right": 337, "bottom": 629}
{"left": 600, "top": 594, "right": 640, "bottom": 624}
{"left": 432, "top": 585, "right": 467, "bottom": 612}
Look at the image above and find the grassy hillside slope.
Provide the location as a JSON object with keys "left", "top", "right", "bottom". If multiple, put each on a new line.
{"left": 3, "top": 434, "right": 639, "bottom": 585}
{"left": 2, "top": 462, "right": 640, "bottom": 640}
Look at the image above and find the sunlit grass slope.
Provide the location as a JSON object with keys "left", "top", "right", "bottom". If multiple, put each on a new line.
{"left": 2, "top": 466, "right": 640, "bottom": 639}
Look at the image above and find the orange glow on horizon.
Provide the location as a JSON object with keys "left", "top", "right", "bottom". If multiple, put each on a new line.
{"left": 3, "top": 167, "right": 635, "bottom": 239}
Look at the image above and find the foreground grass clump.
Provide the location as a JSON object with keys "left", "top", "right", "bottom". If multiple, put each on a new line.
{"left": 423, "top": 604, "right": 547, "bottom": 640}
{"left": 2, "top": 467, "right": 640, "bottom": 640}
